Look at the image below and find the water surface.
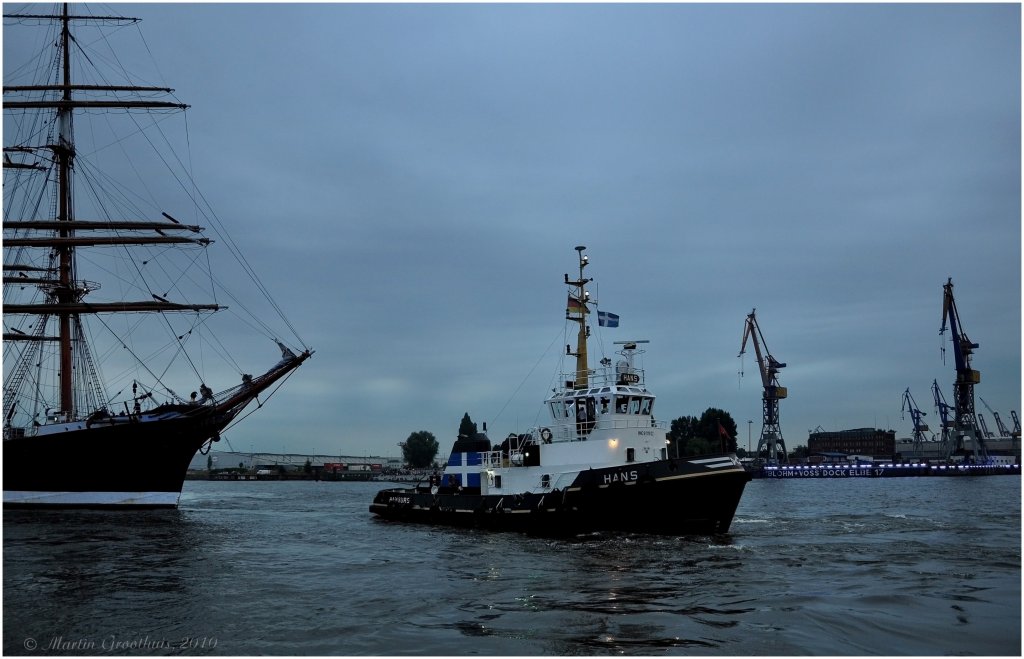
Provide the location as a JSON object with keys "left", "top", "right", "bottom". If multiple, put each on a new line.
{"left": 4, "top": 477, "right": 1020, "bottom": 655}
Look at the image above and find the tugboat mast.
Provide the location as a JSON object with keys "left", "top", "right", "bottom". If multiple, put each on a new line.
{"left": 565, "top": 245, "right": 592, "bottom": 389}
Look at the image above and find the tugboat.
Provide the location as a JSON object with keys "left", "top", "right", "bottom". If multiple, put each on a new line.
{"left": 3, "top": 7, "right": 311, "bottom": 508}
{"left": 370, "top": 246, "right": 751, "bottom": 535}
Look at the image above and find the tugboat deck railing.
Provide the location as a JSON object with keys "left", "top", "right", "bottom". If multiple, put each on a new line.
{"left": 553, "top": 367, "right": 647, "bottom": 391}
{"left": 543, "top": 416, "right": 667, "bottom": 439}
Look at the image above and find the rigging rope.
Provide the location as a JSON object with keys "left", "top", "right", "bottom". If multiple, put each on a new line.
{"left": 490, "top": 327, "right": 564, "bottom": 430}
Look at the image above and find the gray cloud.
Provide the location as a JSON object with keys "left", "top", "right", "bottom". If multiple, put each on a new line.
{"left": 5, "top": 3, "right": 1018, "bottom": 457}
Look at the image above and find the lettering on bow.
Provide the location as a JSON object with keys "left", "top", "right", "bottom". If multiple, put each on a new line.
{"left": 603, "top": 470, "right": 639, "bottom": 485}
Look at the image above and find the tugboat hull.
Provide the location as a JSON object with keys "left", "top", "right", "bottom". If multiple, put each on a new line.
{"left": 370, "top": 457, "right": 752, "bottom": 535}
{"left": 371, "top": 247, "right": 753, "bottom": 537}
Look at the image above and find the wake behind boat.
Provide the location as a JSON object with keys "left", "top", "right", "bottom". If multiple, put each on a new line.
{"left": 3, "top": 6, "right": 311, "bottom": 508}
{"left": 370, "top": 247, "right": 751, "bottom": 535}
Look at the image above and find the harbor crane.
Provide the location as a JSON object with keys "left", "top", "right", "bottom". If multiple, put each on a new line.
{"left": 1011, "top": 411, "right": 1021, "bottom": 440}
{"left": 977, "top": 413, "right": 994, "bottom": 439}
{"left": 979, "top": 397, "right": 1011, "bottom": 438}
{"left": 931, "top": 379, "right": 955, "bottom": 457}
{"left": 901, "top": 388, "right": 929, "bottom": 454}
{"left": 939, "top": 278, "right": 986, "bottom": 461}
{"left": 739, "top": 308, "right": 787, "bottom": 463}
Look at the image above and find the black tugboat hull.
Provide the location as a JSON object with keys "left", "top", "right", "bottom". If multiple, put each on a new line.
{"left": 3, "top": 414, "right": 226, "bottom": 508}
{"left": 370, "top": 457, "right": 752, "bottom": 536}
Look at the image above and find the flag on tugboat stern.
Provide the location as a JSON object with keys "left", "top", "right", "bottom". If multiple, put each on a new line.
{"left": 597, "top": 310, "right": 619, "bottom": 327}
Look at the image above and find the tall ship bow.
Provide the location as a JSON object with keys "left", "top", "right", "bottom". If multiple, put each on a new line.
{"left": 3, "top": 6, "right": 311, "bottom": 508}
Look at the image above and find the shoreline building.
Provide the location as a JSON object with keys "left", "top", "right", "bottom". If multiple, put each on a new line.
{"left": 807, "top": 428, "right": 896, "bottom": 461}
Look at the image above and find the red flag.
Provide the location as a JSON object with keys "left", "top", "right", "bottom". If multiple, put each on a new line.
{"left": 718, "top": 422, "right": 732, "bottom": 453}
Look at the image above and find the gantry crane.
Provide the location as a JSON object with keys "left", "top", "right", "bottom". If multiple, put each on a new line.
{"left": 901, "top": 388, "right": 929, "bottom": 454}
{"left": 979, "top": 397, "right": 1012, "bottom": 438}
{"left": 739, "top": 308, "right": 787, "bottom": 463}
{"left": 940, "top": 278, "right": 986, "bottom": 461}
{"left": 1012, "top": 411, "right": 1021, "bottom": 441}
{"left": 931, "top": 379, "right": 955, "bottom": 457}
{"left": 977, "top": 413, "right": 994, "bottom": 439}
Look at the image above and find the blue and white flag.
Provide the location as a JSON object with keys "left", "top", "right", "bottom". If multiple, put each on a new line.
{"left": 597, "top": 310, "right": 619, "bottom": 328}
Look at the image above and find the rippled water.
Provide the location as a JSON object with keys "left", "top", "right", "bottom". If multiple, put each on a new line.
{"left": 4, "top": 477, "right": 1020, "bottom": 655}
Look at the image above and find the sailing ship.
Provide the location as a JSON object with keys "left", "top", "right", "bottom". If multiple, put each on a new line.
{"left": 3, "top": 6, "right": 311, "bottom": 507}
{"left": 370, "top": 246, "right": 751, "bottom": 535}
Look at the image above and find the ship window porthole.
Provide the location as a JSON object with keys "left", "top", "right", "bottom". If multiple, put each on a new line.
{"left": 626, "top": 448, "right": 636, "bottom": 463}
{"left": 494, "top": 475, "right": 502, "bottom": 489}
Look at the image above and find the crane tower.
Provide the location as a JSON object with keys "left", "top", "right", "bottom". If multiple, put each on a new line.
{"left": 931, "top": 379, "right": 955, "bottom": 457}
{"left": 979, "top": 397, "right": 1012, "bottom": 438}
{"left": 739, "top": 309, "right": 788, "bottom": 463}
{"left": 940, "top": 278, "right": 986, "bottom": 461}
{"left": 901, "top": 388, "right": 929, "bottom": 454}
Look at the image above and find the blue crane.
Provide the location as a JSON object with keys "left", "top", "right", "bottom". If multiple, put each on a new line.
{"left": 931, "top": 379, "right": 955, "bottom": 456}
{"left": 901, "top": 388, "right": 930, "bottom": 453}
{"left": 939, "top": 278, "right": 986, "bottom": 461}
{"left": 739, "top": 308, "right": 787, "bottom": 464}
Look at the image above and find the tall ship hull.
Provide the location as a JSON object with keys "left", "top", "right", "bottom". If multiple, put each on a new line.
{"left": 5, "top": 418, "right": 218, "bottom": 508}
{"left": 371, "top": 246, "right": 751, "bottom": 535}
{"left": 3, "top": 6, "right": 311, "bottom": 508}
{"left": 3, "top": 356, "right": 309, "bottom": 508}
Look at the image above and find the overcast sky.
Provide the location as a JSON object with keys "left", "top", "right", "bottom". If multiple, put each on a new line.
{"left": 4, "top": 3, "right": 1020, "bottom": 458}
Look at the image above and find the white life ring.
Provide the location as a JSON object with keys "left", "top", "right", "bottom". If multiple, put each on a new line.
{"left": 540, "top": 428, "right": 553, "bottom": 443}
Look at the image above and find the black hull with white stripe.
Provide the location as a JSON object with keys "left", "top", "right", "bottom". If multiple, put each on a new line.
{"left": 3, "top": 349, "right": 312, "bottom": 509}
{"left": 3, "top": 412, "right": 224, "bottom": 509}
{"left": 370, "top": 455, "right": 751, "bottom": 536}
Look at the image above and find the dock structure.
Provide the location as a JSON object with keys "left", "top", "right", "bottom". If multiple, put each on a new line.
{"left": 189, "top": 450, "right": 401, "bottom": 473}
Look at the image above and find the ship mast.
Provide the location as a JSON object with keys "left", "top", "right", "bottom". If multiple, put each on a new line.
{"left": 2, "top": 7, "right": 208, "bottom": 421}
{"left": 56, "top": 4, "right": 74, "bottom": 415}
{"left": 565, "top": 245, "right": 592, "bottom": 389}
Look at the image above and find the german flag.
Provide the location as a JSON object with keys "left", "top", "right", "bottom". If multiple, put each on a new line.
{"left": 566, "top": 295, "right": 589, "bottom": 314}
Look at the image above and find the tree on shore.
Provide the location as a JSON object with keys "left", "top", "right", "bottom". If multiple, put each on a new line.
{"left": 403, "top": 430, "right": 439, "bottom": 468}
{"left": 667, "top": 408, "right": 739, "bottom": 455}
{"left": 459, "top": 413, "right": 478, "bottom": 437}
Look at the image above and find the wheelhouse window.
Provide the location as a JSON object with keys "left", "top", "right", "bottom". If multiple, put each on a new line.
{"left": 640, "top": 397, "right": 653, "bottom": 415}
